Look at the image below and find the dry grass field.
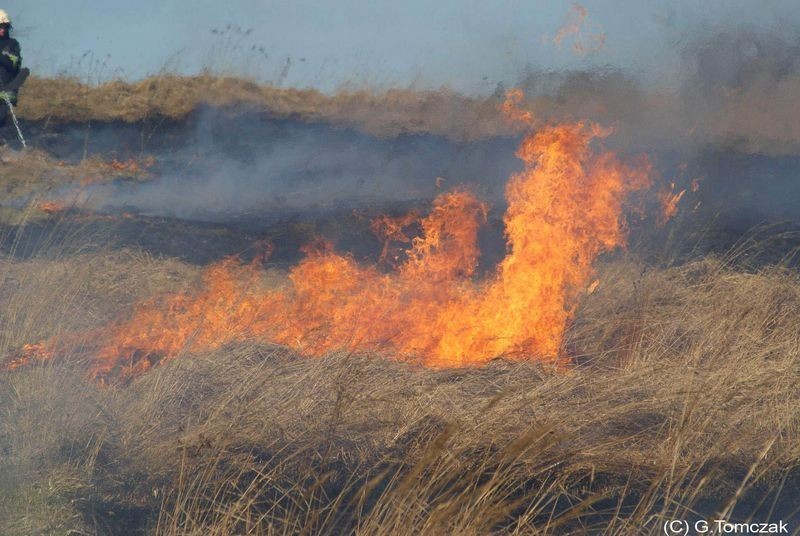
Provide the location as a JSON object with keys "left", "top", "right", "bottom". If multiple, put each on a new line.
{"left": 1, "top": 237, "right": 798, "bottom": 534}
{"left": 0, "top": 75, "right": 797, "bottom": 535}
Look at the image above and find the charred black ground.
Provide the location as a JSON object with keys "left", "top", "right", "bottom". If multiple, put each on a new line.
{"left": 2, "top": 103, "right": 800, "bottom": 270}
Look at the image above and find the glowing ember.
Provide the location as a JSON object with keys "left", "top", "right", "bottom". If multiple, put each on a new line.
{"left": 6, "top": 90, "right": 652, "bottom": 382}
{"left": 109, "top": 156, "right": 156, "bottom": 175}
{"left": 5, "top": 343, "right": 56, "bottom": 371}
{"left": 38, "top": 201, "right": 68, "bottom": 214}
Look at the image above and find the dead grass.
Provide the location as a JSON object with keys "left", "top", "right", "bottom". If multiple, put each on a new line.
{"left": 16, "top": 75, "right": 514, "bottom": 141}
{"left": 0, "top": 243, "right": 798, "bottom": 534}
{"left": 0, "top": 249, "right": 198, "bottom": 351}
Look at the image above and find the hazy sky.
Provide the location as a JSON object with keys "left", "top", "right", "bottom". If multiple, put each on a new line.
{"left": 4, "top": 0, "right": 800, "bottom": 93}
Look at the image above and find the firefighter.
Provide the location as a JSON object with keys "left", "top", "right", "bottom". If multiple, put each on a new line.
{"left": 0, "top": 10, "right": 20, "bottom": 94}
{"left": 0, "top": 9, "right": 21, "bottom": 130}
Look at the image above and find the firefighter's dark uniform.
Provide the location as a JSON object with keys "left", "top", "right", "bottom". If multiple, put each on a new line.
{"left": 0, "top": 35, "right": 20, "bottom": 95}
{"left": 0, "top": 30, "right": 20, "bottom": 129}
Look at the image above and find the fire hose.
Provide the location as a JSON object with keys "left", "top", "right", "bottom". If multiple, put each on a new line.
{"left": 2, "top": 92, "right": 26, "bottom": 149}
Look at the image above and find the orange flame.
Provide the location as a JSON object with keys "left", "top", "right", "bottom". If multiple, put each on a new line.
{"left": 6, "top": 92, "right": 652, "bottom": 383}
{"left": 5, "top": 343, "right": 56, "bottom": 371}
{"left": 658, "top": 182, "right": 686, "bottom": 226}
{"left": 502, "top": 88, "right": 534, "bottom": 126}
{"left": 551, "top": 3, "right": 606, "bottom": 56}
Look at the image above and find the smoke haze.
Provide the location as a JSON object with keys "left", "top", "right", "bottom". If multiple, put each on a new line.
{"left": 15, "top": 25, "right": 800, "bottom": 246}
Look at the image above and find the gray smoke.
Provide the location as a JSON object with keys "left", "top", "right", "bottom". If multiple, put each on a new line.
{"left": 36, "top": 26, "right": 800, "bottom": 236}
{"left": 77, "top": 110, "right": 520, "bottom": 222}
{"left": 514, "top": 27, "right": 800, "bottom": 157}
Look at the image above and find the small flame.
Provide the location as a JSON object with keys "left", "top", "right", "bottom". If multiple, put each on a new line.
{"left": 658, "top": 183, "right": 686, "bottom": 226}
{"left": 502, "top": 88, "right": 534, "bottom": 126}
{"left": 5, "top": 343, "right": 56, "bottom": 371}
{"left": 38, "top": 201, "right": 66, "bottom": 214}
{"left": 109, "top": 156, "right": 156, "bottom": 174}
{"left": 586, "top": 280, "right": 600, "bottom": 295}
{"left": 551, "top": 3, "right": 606, "bottom": 56}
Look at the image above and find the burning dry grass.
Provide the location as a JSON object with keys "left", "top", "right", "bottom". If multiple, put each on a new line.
{"left": 0, "top": 91, "right": 797, "bottom": 531}
{"left": 0, "top": 246, "right": 798, "bottom": 534}
{"left": 6, "top": 107, "right": 657, "bottom": 381}
{"left": 0, "top": 148, "right": 155, "bottom": 224}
